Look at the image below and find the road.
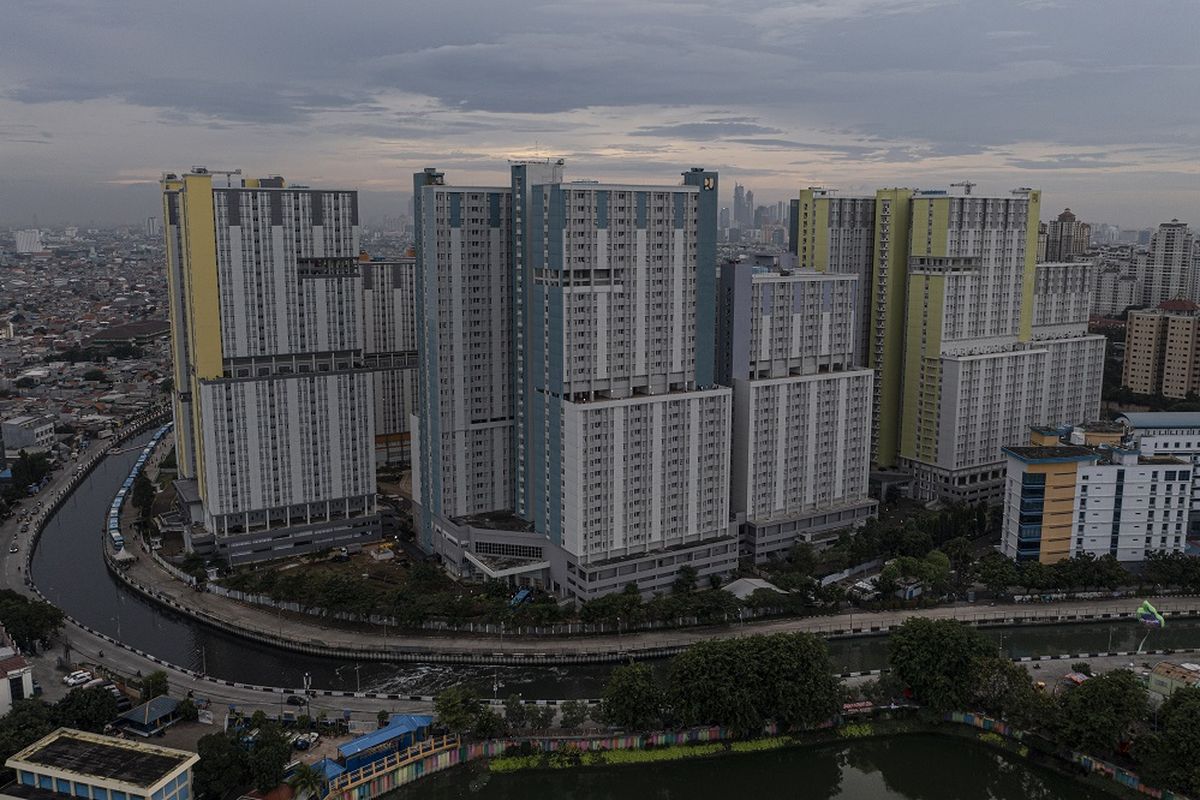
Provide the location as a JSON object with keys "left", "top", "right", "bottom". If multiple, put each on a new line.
{"left": 0, "top": 412, "right": 434, "bottom": 722}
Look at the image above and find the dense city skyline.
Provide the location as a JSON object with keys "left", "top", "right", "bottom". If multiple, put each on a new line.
{"left": 2, "top": 0, "right": 1198, "bottom": 227}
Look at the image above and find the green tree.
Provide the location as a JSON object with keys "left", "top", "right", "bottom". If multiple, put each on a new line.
{"left": 1137, "top": 687, "right": 1200, "bottom": 795}
{"left": 0, "top": 701, "right": 57, "bottom": 782}
{"left": 376, "top": 709, "right": 390, "bottom": 728}
{"left": 672, "top": 565, "right": 698, "bottom": 595}
{"left": 1071, "top": 662, "right": 1093, "bottom": 676}
{"left": 888, "top": 618, "right": 995, "bottom": 713}
{"left": 248, "top": 727, "right": 292, "bottom": 793}
{"left": 503, "top": 694, "right": 527, "bottom": 731}
{"left": 55, "top": 687, "right": 118, "bottom": 732}
{"left": 559, "top": 699, "right": 590, "bottom": 731}
{"left": 287, "top": 762, "right": 326, "bottom": 800}
{"left": 976, "top": 552, "right": 1017, "bottom": 595}
{"left": 139, "top": 670, "right": 169, "bottom": 702}
{"left": 82, "top": 369, "right": 107, "bottom": 383}
{"left": 970, "top": 657, "right": 1053, "bottom": 730}
{"left": 600, "top": 662, "right": 663, "bottom": 731}
{"left": 0, "top": 591, "right": 64, "bottom": 654}
{"left": 434, "top": 686, "right": 482, "bottom": 735}
{"left": 132, "top": 473, "right": 155, "bottom": 522}
{"left": 177, "top": 698, "right": 199, "bottom": 722}
{"left": 527, "top": 704, "right": 556, "bottom": 731}
{"left": 193, "top": 733, "right": 249, "bottom": 800}
{"left": 1057, "top": 669, "right": 1148, "bottom": 756}
{"left": 472, "top": 708, "right": 507, "bottom": 739}
{"left": 668, "top": 633, "right": 840, "bottom": 735}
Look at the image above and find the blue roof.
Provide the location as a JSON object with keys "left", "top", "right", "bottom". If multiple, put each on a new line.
{"left": 313, "top": 758, "right": 344, "bottom": 781}
{"left": 1118, "top": 412, "right": 1200, "bottom": 429}
{"left": 119, "top": 696, "right": 180, "bottom": 727}
{"left": 337, "top": 714, "right": 433, "bottom": 759}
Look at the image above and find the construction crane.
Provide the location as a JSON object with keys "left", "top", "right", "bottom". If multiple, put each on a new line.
{"left": 950, "top": 180, "right": 976, "bottom": 195}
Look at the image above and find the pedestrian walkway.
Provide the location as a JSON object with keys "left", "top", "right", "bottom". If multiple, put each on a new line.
{"left": 114, "top": 537, "right": 1200, "bottom": 662}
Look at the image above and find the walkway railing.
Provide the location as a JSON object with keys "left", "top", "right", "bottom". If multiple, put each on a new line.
{"left": 327, "top": 735, "right": 461, "bottom": 794}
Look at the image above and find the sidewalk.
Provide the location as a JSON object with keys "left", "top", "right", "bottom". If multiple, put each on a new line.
{"left": 114, "top": 539, "right": 1200, "bottom": 661}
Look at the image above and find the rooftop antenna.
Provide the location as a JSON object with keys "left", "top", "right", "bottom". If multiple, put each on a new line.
{"left": 950, "top": 180, "right": 976, "bottom": 195}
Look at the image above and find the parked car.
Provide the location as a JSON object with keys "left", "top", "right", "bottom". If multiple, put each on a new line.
{"left": 63, "top": 671, "right": 92, "bottom": 686}
{"left": 286, "top": 695, "right": 306, "bottom": 706}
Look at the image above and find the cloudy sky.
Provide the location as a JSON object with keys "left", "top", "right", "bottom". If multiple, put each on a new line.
{"left": 1, "top": 0, "right": 1197, "bottom": 228}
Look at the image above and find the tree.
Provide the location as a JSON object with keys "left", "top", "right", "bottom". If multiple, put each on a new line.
{"left": 667, "top": 633, "right": 840, "bottom": 736}
{"left": 177, "top": 698, "right": 199, "bottom": 722}
{"left": 140, "top": 670, "right": 169, "bottom": 702}
{"left": 503, "top": 694, "right": 527, "bottom": 731}
{"left": 248, "top": 726, "right": 292, "bottom": 793}
{"left": 888, "top": 618, "right": 995, "bottom": 713}
{"left": 376, "top": 709, "right": 390, "bottom": 728}
{"left": 0, "top": 591, "right": 64, "bottom": 653}
{"left": 132, "top": 473, "right": 155, "bottom": 522}
{"left": 1057, "top": 669, "right": 1148, "bottom": 756}
{"left": 527, "top": 704, "right": 556, "bottom": 731}
{"left": 1070, "top": 662, "right": 1093, "bottom": 677}
{"left": 194, "top": 733, "right": 249, "bottom": 800}
{"left": 976, "top": 552, "right": 1017, "bottom": 596}
{"left": 1137, "top": 687, "right": 1200, "bottom": 795}
{"left": 287, "top": 762, "right": 326, "bottom": 800}
{"left": 600, "top": 662, "right": 663, "bottom": 731}
{"left": 970, "top": 657, "right": 1053, "bottom": 731}
{"left": 472, "top": 708, "right": 507, "bottom": 739}
{"left": 559, "top": 699, "right": 590, "bottom": 731}
{"left": 0, "top": 701, "right": 57, "bottom": 782}
{"left": 82, "top": 369, "right": 108, "bottom": 383}
{"left": 672, "top": 565, "right": 698, "bottom": 595}
{"left": 434, "top": 686, "right": 481, "bottom": 735}
{"left": 55, "top": 687, "right": 118, "bottom": 732}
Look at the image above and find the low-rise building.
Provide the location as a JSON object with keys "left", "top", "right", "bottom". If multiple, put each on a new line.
{"left": 0, "top": 626, "right": 33, "bottom": 716}
{"left": 1118, "top": 411, "right": 1200, "bottom": 533}
{"left": 1148, "top": 661, "right": 1200, "bottom": 698}
{"left": 1, "top": 415, "right": 54, "bottom": 451}
{"left": 1001, "top": 430, "right": 1191, "bottom": 563}
{"left": 3, "top": 728, "right": 198, "bottom": 800}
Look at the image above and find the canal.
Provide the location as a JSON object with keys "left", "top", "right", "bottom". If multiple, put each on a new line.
{"left": 30, "top": 439, "right": 1200, "bottom": 697}
{"left": 395, "top": 734, "right": 1114, "bottom": 800}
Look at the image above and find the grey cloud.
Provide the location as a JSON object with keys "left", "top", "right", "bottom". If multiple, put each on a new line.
{"left": 630, "top": 121, "right": 783, "bottom": 140}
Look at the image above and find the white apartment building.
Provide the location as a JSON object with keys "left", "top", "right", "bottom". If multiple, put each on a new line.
{"left": 719, "top": 263, "right": 875, "bottom": 561}
{"left": 1001, "top": 442, "right": 1190, "bottom": 563}
{"left": 163, "top": 170, "right": 378, "bottom": 564}
{"left": 1144, "top": 220, "right": 1193, "bottom": 308}
{"left": 1118, "top": 412, "right": 1200, "bottom": 533}
{"left": 14, "top": 229, "right": 42, "bottom": 254}
{"left": 413, "top": 164, "right": 738, "bottom": 599}
{"left": 362, "top": 256, "right": 418, "bottom": 465}
{"left": 1093, "top": 266, "right": 1140, "bottom": 317}
{"left": 1, "top": 415, "right": 54, "bottom": 451}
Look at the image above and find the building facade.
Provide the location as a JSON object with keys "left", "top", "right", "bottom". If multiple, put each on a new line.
{"left": 1, "top": 415, "right": 54, "bottom": 451}
{"left": 1118, "top": 411, "right": 1200, "bottom": 533}
{"left": 1143, "top": 220, "right": 1194, "bottom": 308}
{"left": 361, "top": 255, "right": 418, "bottom": 465}
{"left": 1001, "top": 439, "right": 1190, "bottom": 563}
{"left": 162, "top": 169, "right": 379, "bottom": 564}
{"left": 1043, "top": 208, "right": 1090, "bottom": 263}
{"left": 1122, "top": 300, "right": 1200, "bottom": 398}
{"left": 718, "top": 262, "right": 875, "bottom": 561}
{"left": 413, "top": 163, "right": 738, "bottom": 600}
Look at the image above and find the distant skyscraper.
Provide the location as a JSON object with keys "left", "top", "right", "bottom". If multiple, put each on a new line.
{"left": 1142, "top": 220, "right": 1193, "bottom": 307}
{"left": 162, "top": 169, "right": 379, "bottom": 564}
{"left": 719, "top": 206, "right": 730, "bottom": 230}
{"left": 414, "top": 162, "right": 736, "bottom": 599}
{"left": 733, "top": 183, "right": 746, "bottom": 227}
{"left": 1043, "top": 208, "right": 1091, "bottom": 262}
{"left": 146, "top": 216, "right": 160, "bottom": 238}
{"left": 14, "top": 229, "right": 42, "bottom": 253}
{"left": 744, "top": 190, "right": 755, "bottom": 226}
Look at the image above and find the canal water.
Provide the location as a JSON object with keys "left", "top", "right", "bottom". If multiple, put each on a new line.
{"left": 395, "top": 734, "right": 1113, "bottom": 799}
{"left": 30, "top": 439, "right": 1200, "bottom": 696}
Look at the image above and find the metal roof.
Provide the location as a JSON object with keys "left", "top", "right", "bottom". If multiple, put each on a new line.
{"left": 337, "top": 715, "right": 433, "bottom": 759}
{"left": 1118, "top": 412, "right": 1200, "bottom": 429}
{"left": 11, "top": 729, "right": 192, "bottom": 788}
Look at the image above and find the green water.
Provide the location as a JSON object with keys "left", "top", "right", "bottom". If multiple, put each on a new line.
{"left": 395, "top": 734, "right": 1114, "bottom": 799}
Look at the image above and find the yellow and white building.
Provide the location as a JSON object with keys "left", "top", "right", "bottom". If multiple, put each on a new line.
{"left": 162, "top": 168, "right": 379, "bottom": 564}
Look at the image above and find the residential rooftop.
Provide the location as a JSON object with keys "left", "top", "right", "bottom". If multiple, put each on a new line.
{"left": 7, "top": 729, "right": 195, "bottom": 789}
{"left": 1002, "top": 445, "right": 1096, "bottom": 462}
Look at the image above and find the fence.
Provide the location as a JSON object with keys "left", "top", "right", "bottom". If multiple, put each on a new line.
{"left": 948, "top": 712, "right": 1194, "bottom": 800}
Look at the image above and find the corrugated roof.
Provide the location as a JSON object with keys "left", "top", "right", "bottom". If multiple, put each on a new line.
{"left": 337, "top": 715, "right": 433, "bottom": 759}
{"left": 119, "top": 696, "right": 179, "bottom": 727}
{"left": 1118, "top": 412, "right": 1200, "bottom": 429}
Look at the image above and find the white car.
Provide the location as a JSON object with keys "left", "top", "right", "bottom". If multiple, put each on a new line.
{"left": 63, "top": 671, "right": 92, "bottom": 686}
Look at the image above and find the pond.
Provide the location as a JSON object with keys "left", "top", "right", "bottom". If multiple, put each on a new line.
{"left": 394, "top": 734, "right": 1115, "bottom": 800}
